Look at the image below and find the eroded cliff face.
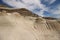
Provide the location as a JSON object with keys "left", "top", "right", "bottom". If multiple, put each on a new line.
{"left": 0, "top": 6, "right": 60, "bottom": 40}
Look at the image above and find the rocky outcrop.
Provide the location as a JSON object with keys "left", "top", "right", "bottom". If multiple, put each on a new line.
{"left": 0, "top": 7, "right": 39, "bottom": 17}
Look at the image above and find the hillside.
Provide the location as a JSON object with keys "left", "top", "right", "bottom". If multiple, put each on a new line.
{"left": 0, "top": 5, "right": 60, "bottom": 40}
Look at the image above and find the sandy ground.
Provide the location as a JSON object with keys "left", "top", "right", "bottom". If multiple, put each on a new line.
{"left": 0, "top": 13, "right": 60, "bottom": 40}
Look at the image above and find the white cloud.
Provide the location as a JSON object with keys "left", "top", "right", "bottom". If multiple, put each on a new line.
{"left": 2, "top": 0, "right": 59, "bottom": 18}
{"left": 49, "top": 5, "right": 60, "bottom": 14}
{"left": 2, "top": 0, "right": 27, "bottom": 8}
{"left": 53, "top": 10, "right": 60, "bottom": 14}
{"left": 3, "top": 0, "right": 47, "bottom": 17}
{"left": 44, "top": 0, "right": 56, "bottom": 4}
{"left": 47, "top": 5, "right": 60, "bottom": 18}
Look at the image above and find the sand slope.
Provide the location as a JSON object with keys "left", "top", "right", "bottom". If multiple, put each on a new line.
{"left": 0, "top": 8, "right": 60, "bottom": 40}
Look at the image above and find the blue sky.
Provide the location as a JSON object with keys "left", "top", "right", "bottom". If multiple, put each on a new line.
{"left": 0, "top": 0, "right": 60, "bottom": 18}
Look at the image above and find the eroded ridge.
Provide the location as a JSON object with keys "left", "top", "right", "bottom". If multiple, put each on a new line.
{"left": 0, "top": 7, "right": 60, "bottom": 40}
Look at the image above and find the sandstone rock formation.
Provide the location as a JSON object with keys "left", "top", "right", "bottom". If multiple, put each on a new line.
{"left": 0, "top": 5, "right": 60, "bottom": 40}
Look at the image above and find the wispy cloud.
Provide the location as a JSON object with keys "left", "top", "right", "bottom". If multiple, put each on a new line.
{"left": 2, "top": 0, "right": 47, "bottom": 17}
{"left": 47, "top": 4, "right": 60, "bottom": 18}
{"left": 2, "top": 0, "right": 60, "bottom": 18}
{"left": 44, "top": 0, "right": 56, "bottom": 4}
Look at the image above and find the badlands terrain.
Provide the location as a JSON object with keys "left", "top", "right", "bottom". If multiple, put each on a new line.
{"left": 0, "top": 5, "right": 60, "bottom": 40}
